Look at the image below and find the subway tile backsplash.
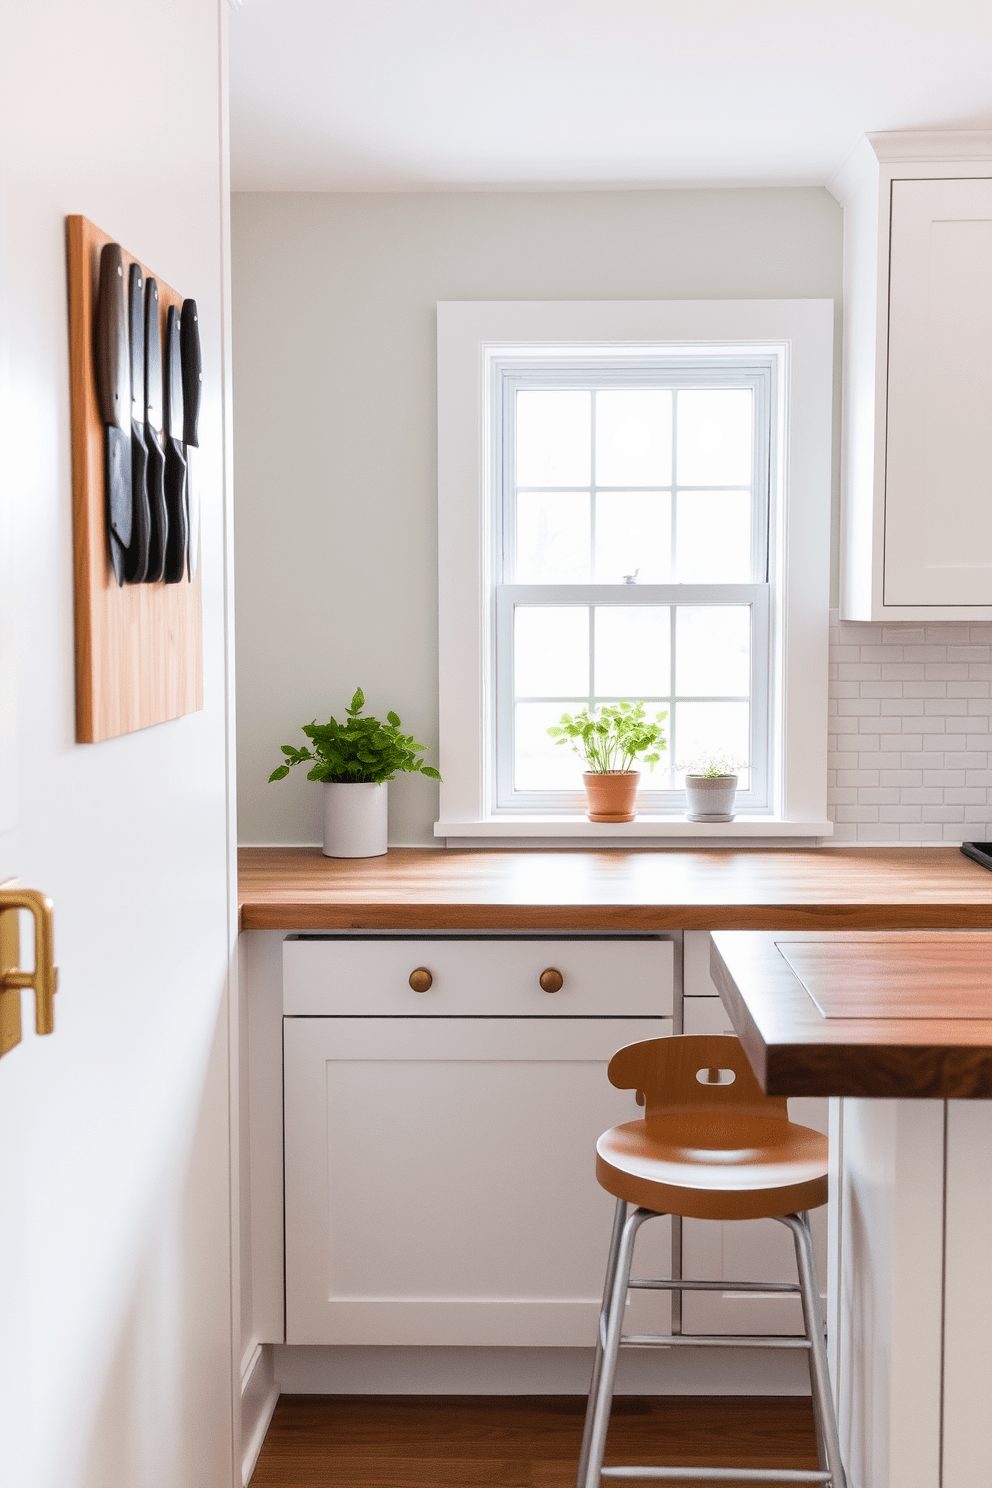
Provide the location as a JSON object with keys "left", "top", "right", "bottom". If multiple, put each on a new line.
{"left": 828, "top": 611, "right": 992, "bottom": 843}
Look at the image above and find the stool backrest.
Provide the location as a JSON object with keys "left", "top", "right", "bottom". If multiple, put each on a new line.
{"left": 607, "top": 1035, "right": 789, "bottom": 1121}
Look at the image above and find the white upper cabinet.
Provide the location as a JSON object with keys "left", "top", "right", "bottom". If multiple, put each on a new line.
{"left": 831, "top": 132, "right": 992, "bottom": 619}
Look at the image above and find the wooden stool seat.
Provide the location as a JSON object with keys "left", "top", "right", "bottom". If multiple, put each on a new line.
{"left": 596, "top": 1112, "right": 829, "bottom": 1221}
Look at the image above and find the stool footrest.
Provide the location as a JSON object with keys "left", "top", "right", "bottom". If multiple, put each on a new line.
{"left": 629, "top": 1277, "right": 801, "bottom": 1293}
{"left": 621, "top": 1333, "right": 811, "bottom": 1349}
{"left": 600, "top": 1468, "right": 832, "bottom": 1483}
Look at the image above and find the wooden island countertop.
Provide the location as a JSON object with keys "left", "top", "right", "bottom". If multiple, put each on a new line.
{"left": 238, "top": 845, "right": 992, "bottom": 933}
{"left": 711, "top": 929, "right": 992, "bottom": 1099}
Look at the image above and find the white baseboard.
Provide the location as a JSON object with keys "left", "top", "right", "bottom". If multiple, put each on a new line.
{"left": 272, "top": 1344, "right": 811, "bottom": 1396}
{"left": 241, "top": 1344, "right": 280, "bottom": 1486}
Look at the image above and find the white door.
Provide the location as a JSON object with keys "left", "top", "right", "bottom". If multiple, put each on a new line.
{"left": 0, "top": 5, "right": 237, "bottom": 1487}
{"left": 284, "top": 1015, "right": 673, "bottom": 1346}
{"left": 884, "top": 176, "right": 992, "bottom": 607}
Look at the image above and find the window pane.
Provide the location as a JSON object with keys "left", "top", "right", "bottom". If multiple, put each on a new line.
{"left": 515, "top": 702, "right": 586, "bottom": 790}
{"left": 594, "top": 606, "right": 670, "bottom": 698}
{"left": 595, "top": 390, "right": 672, "bottom": 487}
{"left": 516, "top": 491, "right": 590, "bottom": 582}
{"left": 517, "top": 390, "right": 590, "bottom": 486}
{"left": 675, "top": 607, "right": 750, "bottom": 696}
{"left": 515, "top": 607, "right": 589, "bottom": 697}
{"left": 595, "top": 492, "right": 671, "bottom": 583}
{"left": 674, "top": 701, "right": 751, "bottom": 784}
{"left": 676, "top": 491, "right": 752, "bottom": 583}
{"left": 676, "top": 389, "right": 752, "bottom": 486}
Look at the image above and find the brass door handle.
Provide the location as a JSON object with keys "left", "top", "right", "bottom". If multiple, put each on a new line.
{"left": 539, "top": 967, "right": 564, "bottom": 994}
{"left": 0, "top": 887, "right": 58, "bottom": 1056}
{"left": 409, "top": 967, "right": 433, "bottom": 993}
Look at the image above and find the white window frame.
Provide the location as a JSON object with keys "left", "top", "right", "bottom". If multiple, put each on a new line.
{"left": 436, "top": 300, "right": 834, "bottom": 845}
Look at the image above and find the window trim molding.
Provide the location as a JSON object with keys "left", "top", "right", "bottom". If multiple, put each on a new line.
{"left": 436, "top": 299, "right": 835, "bottom": 844}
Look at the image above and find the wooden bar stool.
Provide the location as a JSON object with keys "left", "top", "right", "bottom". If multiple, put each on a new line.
{"left": 577, "top": 1035, "right": 845, "bottom": 1488}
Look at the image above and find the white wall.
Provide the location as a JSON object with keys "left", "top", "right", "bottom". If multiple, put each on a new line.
{"left": 0, "top": 3, "right": 237, "bottom": 1486}
{"left": 232, "top": 187, "right": 843, "bottom": 848}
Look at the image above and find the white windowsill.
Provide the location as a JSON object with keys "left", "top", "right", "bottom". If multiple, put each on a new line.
{"left": 435, "top": 816, "right": 834, "bottom": 848}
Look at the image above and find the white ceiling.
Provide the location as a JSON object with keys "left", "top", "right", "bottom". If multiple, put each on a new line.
{"left": 229, "top": 0, "right": 992, "bottom": 192}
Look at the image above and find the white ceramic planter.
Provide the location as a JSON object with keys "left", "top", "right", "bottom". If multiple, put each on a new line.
{"left": 322, "top": 781, "right": 388, "bottom": 858}
{"left": 684, "top": 773, "right": 738, "bottom": 823}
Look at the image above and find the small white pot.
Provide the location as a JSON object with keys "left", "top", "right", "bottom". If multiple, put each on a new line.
{"left": 684, "top": 774, "right": 738, "bottom": 823}
{"left": 322, "top": 781, "right": 388, "bottom": 858}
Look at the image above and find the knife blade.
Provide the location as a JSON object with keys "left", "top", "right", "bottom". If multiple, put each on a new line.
{"left": 124, "top": 262, "right": 151, "bottom": 583}
{"left": 180, "top": 299, "right": 202, "bottom": 580}
{"left": 143, "top": 278, "right": 168, "bottom": 583}
{"left": 94, "top": 243, "right": 132, "bottom": 585}
{"left": 163, "top": 304, "right": 188, "bottom": 583}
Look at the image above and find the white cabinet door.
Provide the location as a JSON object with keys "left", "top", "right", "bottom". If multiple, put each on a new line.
{"left": 682, "top": 985, "right": 828, "bottom": 1337}
{"left": 884, "top": 177, "right": 992, "bottom": 607}
{"left": 284, "top": 1015, "right": 672, "bottom": 1346}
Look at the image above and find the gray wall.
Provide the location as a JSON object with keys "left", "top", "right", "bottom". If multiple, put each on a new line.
{"left": 232, "top": 188, "right": 842, "bottom": 847}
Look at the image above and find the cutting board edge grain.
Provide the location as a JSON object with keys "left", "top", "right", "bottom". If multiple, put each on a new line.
{"left": 66, "top": 215, "right": 203, "bottom": 743}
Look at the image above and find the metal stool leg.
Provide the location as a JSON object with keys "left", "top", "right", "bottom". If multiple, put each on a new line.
{"left": 796, "top": 1214, "right": 828, "bottom": 1478}
{"left": 580, "top": 1205, "right": 654, "bottom": 1488}
{"left": 779, "top": 1214, "right": 846, "bottom": 1488}
{"left": 577, "top": 1199, "right": 628, "bottom": 1488}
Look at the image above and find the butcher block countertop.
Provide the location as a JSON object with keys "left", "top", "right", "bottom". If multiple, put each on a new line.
{"left": 710, "top": 929, "right": 992, "bottom": 1099}
{"left": 238, "top": 846, "right": 992, "bottom": 933}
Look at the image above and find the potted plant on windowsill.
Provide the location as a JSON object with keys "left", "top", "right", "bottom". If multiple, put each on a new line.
{"left": 268, "top": 688, "right": 441, "bottom": 858}
{"left": 679, "top": 755, "right": 748, "bottom": 823}
{"left": 548, "top": 701, "right": 667, "bottom": 823}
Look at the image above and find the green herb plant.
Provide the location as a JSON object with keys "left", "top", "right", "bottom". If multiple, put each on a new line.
{"left": 678, "top": 753, "right": 748, "bottom": 778}
{"left": 268, "top": 688, "right": 441, "bottom": 786}
{"left": 548, "top": 700, "right": 667, "bottom": 774}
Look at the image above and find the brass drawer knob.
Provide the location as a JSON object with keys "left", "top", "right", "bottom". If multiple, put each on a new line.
{"left": 539, "top": 967, "right": 564, "bottom": 994}
{"left": 409, "top": 967, "right": 433, "bottom": 993}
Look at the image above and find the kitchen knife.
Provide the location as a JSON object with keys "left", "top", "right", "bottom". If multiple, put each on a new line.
{"left": 163, "top": 304, "right": 188, "bottom": 583}
{"left": 124, "top": 262, "right": 151, "bottom": 583}
{"left": 143, "top": 278, "right": 168, "bottom": 583}
{"left": 180, "top": 299, "right": 202, "bottom": 580}
{"left": 94, "top": 243, "right": 131, "bottom": 585}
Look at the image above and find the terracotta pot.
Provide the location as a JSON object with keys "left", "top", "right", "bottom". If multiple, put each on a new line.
{"left": 684, "top": 773, "right": 738, "bottom": 823}
{"left": 582, "top": 770, "right": 639, "bottom": 823}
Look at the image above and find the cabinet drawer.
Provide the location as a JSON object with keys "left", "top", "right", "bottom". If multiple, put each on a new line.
{"left": 683, "top": 996, "right": 736, "bottom": 1037}
{"left": 283, "top": 935, "right": 673, "bottom": 1017}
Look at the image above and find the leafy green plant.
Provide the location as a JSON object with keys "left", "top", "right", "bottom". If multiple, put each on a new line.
{"left": 548, "top": 700, "right": 667, "bottom": 774}
{"left": 268, "top": 688, "right": 441, "bottom": 786}
{"left": 678, "top": 753, "right": 748, "bottom": 778}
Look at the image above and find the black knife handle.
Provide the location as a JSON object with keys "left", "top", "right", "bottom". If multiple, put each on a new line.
{"left": 180, "top": 299, "right": 201, "bottom": 447}
{"left": 125, "top": 264, "right": 150, "bottom": 582}
{"left": 163, "top": 440, "right": 188, "bottom": 584}
{"left": 128, "top": 263, "right": 144, "bottom": 422}
{"left": 144, "top": 278, "right": 162, "bottom": 434}
{"left": 144, "top": 435, "right": 167, "bottom": 583}
{"left": 95, "top": 243, "right": 129, "bottom": 432}
{"left": 165, "top": 305, "right": 184, "bottom": 443}
{"left": 125, "top": 422, "right": 151, "bottom": 584}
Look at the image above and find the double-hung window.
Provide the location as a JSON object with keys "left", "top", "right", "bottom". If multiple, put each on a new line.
{"left": 436, "top": 300, "right": 834, "bottom": 843}
{"left": 496, "top": 362, "right": 771, "bottom": 814}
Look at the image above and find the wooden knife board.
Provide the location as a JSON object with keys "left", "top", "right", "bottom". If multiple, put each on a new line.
{"left": 66, "top": 215, "right": 203, "bottom": 743}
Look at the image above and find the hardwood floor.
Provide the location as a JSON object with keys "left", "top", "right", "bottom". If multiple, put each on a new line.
{"left": 250, "top": 1394, "right": 820, "bottom": 1487}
